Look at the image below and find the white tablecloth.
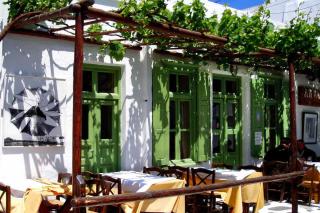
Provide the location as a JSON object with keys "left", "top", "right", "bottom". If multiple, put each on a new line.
{"left": 214, "top": 169, "right": 256, "bottom": 181}
{"left": 305, "top": 161, "right": 320, "bottom": 171}
{"left": 102, "top": 171, "right": 176, "bottom": 193}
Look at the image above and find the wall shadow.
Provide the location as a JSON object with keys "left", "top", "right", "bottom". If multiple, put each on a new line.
{"left": 1, "top": 35, "right": 72, "bottom": 178}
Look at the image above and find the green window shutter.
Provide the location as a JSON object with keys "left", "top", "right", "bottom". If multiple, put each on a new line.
{"left": 251, "top": 77, "right": 265, "bottom": 158}
{"left": 196, "top": 70, "right": 210, "bottom": 162}
{"left": 152, "top": 64, "right": 170, "bottom": 166}
{"left": 281, "top": 80, "right": 290, "bottom": 138}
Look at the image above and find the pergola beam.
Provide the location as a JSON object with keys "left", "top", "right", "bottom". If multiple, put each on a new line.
{"left": 12, "top": 4, "right": 81, "bottom": 29}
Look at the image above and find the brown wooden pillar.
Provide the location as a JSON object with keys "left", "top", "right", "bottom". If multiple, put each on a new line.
{"left": 72, "top": 9, "right": 84, "bottom": 197}
{"left": 289, "top": 60, "right": 298, "bottom": 213}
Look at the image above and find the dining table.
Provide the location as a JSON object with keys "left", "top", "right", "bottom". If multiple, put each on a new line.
{"left": 0, "top": 176, "right": 72, "bottom": 213}
{"left": 102, "top": 171, "right": 185, "bottom": 213}
{"left": 200, "top": 168, "right": 265, "bottom": 213}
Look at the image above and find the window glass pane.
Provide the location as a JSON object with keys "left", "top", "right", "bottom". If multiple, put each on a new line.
{"left": 82, "top": 104, "right": 89, "bottom": 139}
{"left": 227, "top": 103, "right": 236, "bottom": 128}
{"left": 212, "top": 135, "right": 220, "bottom": 153}
{"left": 170, "top": 132, "right": 175, "bottom": 160}
{"left": 83, "top": 71, "right": 92, "bottom": 92}
{"left": 98, "top": 72, "right": 114, "bottom": 93}
{"left": 180, "top": 132, "right": 190, "bottom": 159}
{"left": 178, "top": 75, "right": 189, "bottom": 93}
{"left": 212, "top": 79, "right": 221, "bottom": 93}
{"left": 101, "top": 105, "right": 112, "bottom": 139}
{"left": 169, "top": 74, "right": 177, "bottom": 92}
{"left": 270, "top": 105, "right": 276, "bottom": 127}
{"left": 265, "top": 84, "right": 275, "bottom": 99}
{"left": 212, "top": 103, "right": 220, "bottom": 129}
{"left": 269, "top": 129, "right": 276, "bottom": 151}
{"left": 180, "top": 101, "right": 190, "bottom": 129}
{"left": 227, "top": 134, "right": 236, "bottom": 152}
{"left": 170, "top": 101, "right": 175, "bottom": 129}
{"left": 226, "top": 80, "right": 237, "bottom": 94}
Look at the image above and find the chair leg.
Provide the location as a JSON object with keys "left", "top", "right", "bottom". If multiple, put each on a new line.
{"left": 242, "top": 203, "right": 249, "bottom": 213}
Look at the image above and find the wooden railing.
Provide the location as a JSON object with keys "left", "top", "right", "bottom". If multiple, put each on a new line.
{"left": 71, "top": 171, "right": 304, "bottom": 208}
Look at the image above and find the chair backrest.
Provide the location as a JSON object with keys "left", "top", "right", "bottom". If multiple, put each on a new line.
{"left": 302, "top": 164, "right": 316, "bottom": 183}
{"left": 169, "top": 166, "right": 190, "bottom": 186}
{"left": 75, "top": 175, "right": 86, "bottom": 198}
{"left": 101, "top": 180, "right": 113, "bottom": 196}
{"left": 191, "top": 168, "right": 215, "bottom": 186}
{"left": 101, "top": 175, "right": 122, "bottom": 195}
{"left": 212, "top": 162, "right": 233, "bottom": 169}
{"left": 238, "top": 165, "right": 262, "bottom": 172}
{"left": 0, "top": 183, "right": 10, "bottom": 213}
{"left": 143, "top": 167, "right": 164, "bottom": 176}
{"left": 58, "top": 172, "right": 72, "bottom": 185}
{"left": 80, "top": 172, "right": 102, "bottom": 196}
{"left": 162, "top": 168, "right": 184, "bottom": 180}
{"left": 262, "top": 161, "right": 290, "bottom": 176}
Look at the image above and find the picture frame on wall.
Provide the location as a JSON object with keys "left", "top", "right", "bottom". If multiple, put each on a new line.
{"left": 302, "top": 112, "right": 318, "bottom": 144}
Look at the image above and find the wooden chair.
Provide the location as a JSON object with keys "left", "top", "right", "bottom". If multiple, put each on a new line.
{"left": 297, "top": 164, "right": 318, "bottom": 205}
{"left": 263, "top": 161, "right": 290, "bottom": 202}
{"left": 162, "top": 168, "right": 184, "bottom": 180}
{"left": 101, "top": 175, "right": 121, "bottom": 195}
{"left": 75, "top": 175, "right": 104, "bottom": 213}
{"left": 56, "top": 172, "right": 72, "bottom": 200}
{"left": 212, "top": 162, "right": 233, "bottom": 169}
{"left": 101, "top": 175, "right": 122, "bottom": 213}
{"left": 41, "top": 172, "right": 72, "bottom": 212}
{"left": 191, "top": 168, "right": 218, "bottom": 213}
{"left": 169, "top": 166, "right": 190, "bottom": 186}
{"left": 81, "top": 171, "right": 102, "bottom": 196}
{"left": 58, "top": 172, "right": 72, "bottom": 184}
{"left": 143, "top": 166, "right": 164, "bottom": 176}
{"left": 0, "top": 182, "right": 10, "bottom": 213}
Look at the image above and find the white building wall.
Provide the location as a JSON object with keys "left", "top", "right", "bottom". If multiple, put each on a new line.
{"left": 296, "top": 74, "right": 320, "bottom": 156}
{"left": 0, "top": 33, "right": 152, "bottom": 180}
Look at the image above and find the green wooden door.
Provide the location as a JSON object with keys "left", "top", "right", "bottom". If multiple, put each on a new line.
{"left": 81, "top": 99, "right": 118, "bottom": 173}
{"left": 212, "top": 77, "right": 241, "bottom": 167}
{"left": 212, "top": 98, "right": 240, "bottom": 166}
{"left": 251, "top": 76, "right": 289, "bottom": 158}
{"left": 81, "top": 64, "right": 120, "bottom": 173}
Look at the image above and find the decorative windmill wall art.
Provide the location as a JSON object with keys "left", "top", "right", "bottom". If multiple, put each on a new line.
{"left": 3, "top": 75, "right": 66, "bottom": 146}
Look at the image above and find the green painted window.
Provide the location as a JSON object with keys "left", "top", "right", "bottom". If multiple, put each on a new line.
{"left": 152, "top": 61, "right": 210, "bottom": 166}
{"left": 81, "top": 64, "right": 120, "bottom": 173}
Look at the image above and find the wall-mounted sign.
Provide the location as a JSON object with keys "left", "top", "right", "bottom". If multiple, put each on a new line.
{"left": 3, "top": 75, "right": 66, "bottom": 146}
{"left": 298, "top": 86, "right": 320, "bottom": 107}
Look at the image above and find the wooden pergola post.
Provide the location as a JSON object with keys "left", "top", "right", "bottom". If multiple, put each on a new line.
{"left": 289, "top": 59, "right": 298, "bottom": 213}
{"left": 72, "top": 8, "right": 84, "bottom": 197}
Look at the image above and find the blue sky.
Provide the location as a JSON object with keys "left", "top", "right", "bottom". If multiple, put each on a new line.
{"left": 210, "top": 0, "right": 265, "bottom": 9}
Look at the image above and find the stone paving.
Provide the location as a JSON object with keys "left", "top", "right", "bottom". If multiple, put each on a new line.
{"left": 259, "top": 201, "right": 320, "bottom": 213}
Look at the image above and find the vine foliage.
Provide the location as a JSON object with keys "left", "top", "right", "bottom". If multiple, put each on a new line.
{"left": 4, "top": 0, "right": 320, "bottom": 75}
